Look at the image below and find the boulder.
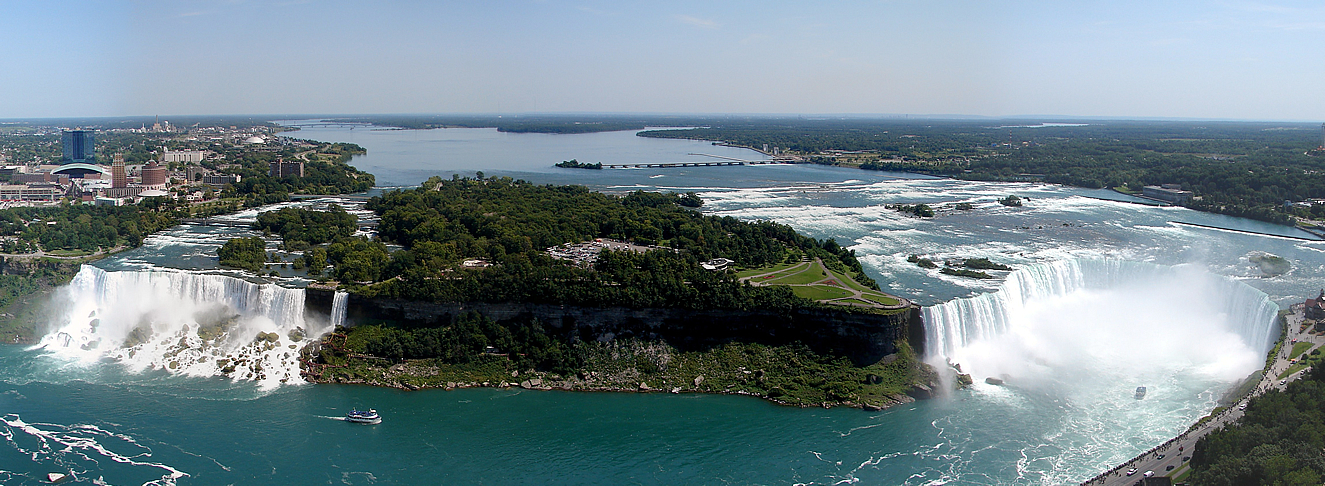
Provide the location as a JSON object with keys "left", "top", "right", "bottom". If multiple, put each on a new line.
{"left": 862, "top": 404, "right": 883, "bottom": 412}
{"left": 519, "top": 380, "right": 532, "bottom": 389}
{"left": 693, "top": 375, "right": 704, "bottom": 387}
{"left": 907, "top": 383, "right": 934, "bottom": 400}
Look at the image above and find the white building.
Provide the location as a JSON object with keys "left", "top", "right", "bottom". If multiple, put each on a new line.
{"left": 161, "top": 150, "right": 206, "bottom": 163}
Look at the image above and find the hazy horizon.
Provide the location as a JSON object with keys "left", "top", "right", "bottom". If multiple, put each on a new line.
{"left": 4, "top": 1, "right": 1323, "bottom": 121}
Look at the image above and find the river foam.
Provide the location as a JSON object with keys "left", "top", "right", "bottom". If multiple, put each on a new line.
{"left": 36, "top": 266, "right": 341, "bottom": 389}
{"left": 924, "top": 259, "right": 1279, "bottom": 383}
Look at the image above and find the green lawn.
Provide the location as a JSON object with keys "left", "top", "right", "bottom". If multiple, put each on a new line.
{"left": 764, "top": 266, "right": 830, "bottom": 285}
{"left": 791, "top": 285, "right": 855, "bottom": 301}
{"left": 1291, "top": 341, "right": 1314, "bottom": 357}
{"left": 734, "top": 261, "right": 803, "bottom": 279}
{"left": 1293, "top": 341, "right": 1314, "bottom": 357}
{"left": 1280, "top": 348, "right": 1322, "bottom": 379}
{"left": 741, "top": 259, "right": 903, "bottom": 307}
{"left": 818, "top": 266, "right": 901, "bottom": 306}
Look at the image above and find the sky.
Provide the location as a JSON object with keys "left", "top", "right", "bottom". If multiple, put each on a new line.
{"left": 2, "top": 0, "right": 1322, "bottom": 120}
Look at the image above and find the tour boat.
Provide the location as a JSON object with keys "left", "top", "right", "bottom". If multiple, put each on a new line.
{"left": 1135, "top": 386, "right": 1147, "bottom": 400}
{"left": 345, "top": 409, "right": 381, "bottom": 424}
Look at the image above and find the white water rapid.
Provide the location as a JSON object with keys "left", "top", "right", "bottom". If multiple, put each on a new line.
{"left": 37, "top": 266, "right": 344, "bottom": 389}
{"left": 924, "top": 259, "right": 1280, "bottom": 390}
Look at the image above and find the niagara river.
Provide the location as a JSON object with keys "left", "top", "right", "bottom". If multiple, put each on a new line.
{"left": 1, "top": 125, "right": 1319, "bottom": 485}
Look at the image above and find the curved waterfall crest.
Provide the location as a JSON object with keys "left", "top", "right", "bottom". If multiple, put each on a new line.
{"left": 924, "top": 259, "right": 1280, "bottom": 363}
{"left": 38, "top": 265, "right": 342, "bottom": 388}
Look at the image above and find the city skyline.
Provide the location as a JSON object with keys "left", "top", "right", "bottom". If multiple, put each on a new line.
{"left": 2, "top": 0, "right": 1323, "bottom": 121}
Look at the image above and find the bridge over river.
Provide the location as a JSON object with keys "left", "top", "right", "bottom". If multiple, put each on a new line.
{"left": 600, "top": 153, "right": 797, "bottom": 169}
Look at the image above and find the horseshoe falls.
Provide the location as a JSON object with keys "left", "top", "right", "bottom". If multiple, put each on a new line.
{"left": 915, "top": 259, "right": 1280, "bottom": 483}
{"left": 924, "top": 259, "right": 1279, "bottom": 386}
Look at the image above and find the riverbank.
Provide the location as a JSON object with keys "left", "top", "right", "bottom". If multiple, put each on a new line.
{"left": 0, "top": 250, "right": 129, "bottom": 344}
{"left": 303, "top": 335, "right": 939, "bottom": 411}
{"left": 1081, "top": 307, "right": 1315, "bottom": 485}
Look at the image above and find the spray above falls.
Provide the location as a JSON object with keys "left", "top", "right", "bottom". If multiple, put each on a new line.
{"left": 924, "top": 259, "right": 1280, "bottom": 388}
{"left": 38, "top": 266, "right": 345, "bottom": 389}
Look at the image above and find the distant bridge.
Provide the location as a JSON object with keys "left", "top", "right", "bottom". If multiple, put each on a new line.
{"left": 290, "top": 194, "right": 373, "bottom": 201}
{"left": 179, "top": 218, "right": 252, "bottom": 228}
{"left": 180, "top": 218, "right": 377, "bottom": 229}
{"left": 599, "top": 153, "right": 797, "bottom": 169}
{"left": 285, "top": 122, "right": 374, "bottom": 129}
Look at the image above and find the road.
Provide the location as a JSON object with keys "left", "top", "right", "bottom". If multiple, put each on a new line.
{"left": 1084, "top": 307, "right": 1323, "bottom": 485}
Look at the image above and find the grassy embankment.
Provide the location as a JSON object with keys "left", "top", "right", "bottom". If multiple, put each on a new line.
{"left": 308, "top": 333, "right": 932, "bottom": 409}
{"left": 733, "top": 256, "right": 902, "bottom": 310}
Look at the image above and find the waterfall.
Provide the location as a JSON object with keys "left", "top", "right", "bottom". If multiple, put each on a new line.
{"left": 330, "top": 291, "right": 349, "bottom": 328}
{"left": 37, "top": 265, "right": 333, "bottom": 388}
{"left": 923, "top": 259, "right": 1281, "bottom": 385}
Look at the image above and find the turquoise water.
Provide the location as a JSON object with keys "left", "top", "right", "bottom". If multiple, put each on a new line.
{"left": 4, "top": 125, "right": 1324, "bottom": 484}
{"left": 0, "top": 343, "right": 1199, "bottom": 485}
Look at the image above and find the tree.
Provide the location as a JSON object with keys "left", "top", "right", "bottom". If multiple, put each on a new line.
{"left": 217, "top": 237, "right": 267, "bottom": 271}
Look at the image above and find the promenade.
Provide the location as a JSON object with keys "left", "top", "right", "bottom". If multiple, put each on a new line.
{"left": 1082, "top": 308, "right": 1322, "bottom": 485}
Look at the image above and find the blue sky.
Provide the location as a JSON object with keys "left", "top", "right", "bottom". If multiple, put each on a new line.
{"left": 2, "top": 0, "right": 1322, "bottom": 120}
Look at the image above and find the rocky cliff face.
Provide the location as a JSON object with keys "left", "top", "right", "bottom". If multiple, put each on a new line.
{"left": 306, "top": 288, "right": 924, "bottom": 366}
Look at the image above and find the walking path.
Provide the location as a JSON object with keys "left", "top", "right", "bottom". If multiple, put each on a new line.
{"left": 0, "top": 246, "right": 125, "bottom": 260}
{"left": 1083, "top": 308, "right": 1323, "bottom": 485}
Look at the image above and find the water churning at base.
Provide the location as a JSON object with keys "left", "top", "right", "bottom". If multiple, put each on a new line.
{"left": 924, "top": 259, "right": 1280, "bottom": 386}
{"left": 37, "top": 266, "right": 345, "bottom": 388}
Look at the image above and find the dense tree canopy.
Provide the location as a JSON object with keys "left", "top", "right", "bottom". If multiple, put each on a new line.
{"left": 0, "top": 204, "right": 175, "bottom": 253}
{"left": 254, "top": 205, "right": 357, "bottom": 249}
{"left": 217, "top": 236, "right": 267, "bottom": 272}
{"left": 340, "top": 176, "right": 875, "bottom": 311}
{"left": 1190, "top": 362, "right": 1325, "bottom": 485}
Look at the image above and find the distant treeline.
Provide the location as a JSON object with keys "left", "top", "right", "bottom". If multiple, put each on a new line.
{"left": 328, "top": 115, "right": 657, "bottom": 134}
{"left": 639, "top": 119, "right": 1325, "bottom": 225}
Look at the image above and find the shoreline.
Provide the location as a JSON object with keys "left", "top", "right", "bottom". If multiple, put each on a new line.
{"left": 1168, "top": 220, "right": 1323, "bottom": 241}
{"left": 300, "top": 335, "right": 939, "bottom": 412}
{"left": 301, "top": 368, "right": 922, "bottom": 411}
{"left": 1080, "top": 308, "right": 1312, "bottom": 484}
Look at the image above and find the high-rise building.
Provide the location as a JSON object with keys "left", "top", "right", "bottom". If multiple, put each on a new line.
{"left": 61, "top": 130, "right": 95, "bottom": 163}
{"left": 141, "top": 161, "right": 167, "bottom": 188}
{"left": 269, "top": 160, "right": 304, "bottom": 178}
{"left": 111, "top": 154, "right": 127, "bottom": 189}
{"left": 1320, "top": 123, "right": 1324, "bottom": 149}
